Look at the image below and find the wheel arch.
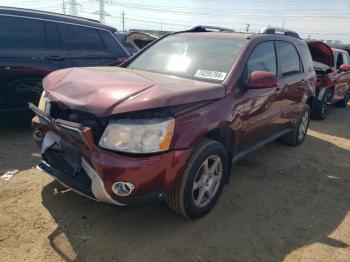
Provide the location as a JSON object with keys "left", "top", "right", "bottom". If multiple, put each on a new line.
{"left": 202, "top": 127, "right": 235, "bottom": 183}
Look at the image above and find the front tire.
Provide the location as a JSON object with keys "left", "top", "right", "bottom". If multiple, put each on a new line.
{"left": 167, "top": 139, "right": 229, "bottom": 218}
{"left": 282, "top": 104, "right": 310, "bottom": 146}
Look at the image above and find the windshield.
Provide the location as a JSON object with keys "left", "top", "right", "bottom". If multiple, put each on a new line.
{"left": 128, "top": 34, "right": 245, "bottom": 83}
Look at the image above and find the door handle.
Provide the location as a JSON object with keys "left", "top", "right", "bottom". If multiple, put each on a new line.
{"left": 45, "top": 56, "right": 64, "bottom": 61}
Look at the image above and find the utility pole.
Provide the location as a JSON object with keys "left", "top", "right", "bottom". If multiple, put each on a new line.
{"left": 245, "top": 23, "right": 250, "bottom": 33}
{"left": 94, "top": 0, "right": 111, "bottom": 24}
{"left": 281, "top": 21, "right": 285, "bottom": 29}
{"left": 121, "top": 11, "right": 125, "bottom": 31}
{"left": 62, "top": 0, "right": 66, "bottom": 14}
{"left": 160, "top": 21, "right": 163, "bottom": 32}
{"left": 67, "top": 0, "right": 81, "bottom": 16}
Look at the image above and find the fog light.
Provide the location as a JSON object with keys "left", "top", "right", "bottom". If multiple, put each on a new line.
{"left": 33, "top": 128, "right": 43, "bottom": 142}
{"left": 112, "top": 182, "right": 135, "bottom": 196}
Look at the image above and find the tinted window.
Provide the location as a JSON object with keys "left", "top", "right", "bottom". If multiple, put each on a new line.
{"left": 129, "top": 35, "right": 245, "bottom": 83}
{"left": 276, "top": 41, "right": 301, "bottom": 76}
{"left": 45, "top": 22, "right": 62, "bottom": 50}
{"left": 336, "top": 53, "right": 344, "bottom": 69}
{"left": 0, "top": 16, "right": 45, "bottom": 50}
{"left": 58, "top": 24, "right": 105, "bottom": 50}
{"left": 100, "top": 30, "right": 129, "bottom": 56}
{"left": 298, "top": 44, "right": 314, "bottom": 73}
{"left": 246, "top": 41, "right": 277, "bottom": 75}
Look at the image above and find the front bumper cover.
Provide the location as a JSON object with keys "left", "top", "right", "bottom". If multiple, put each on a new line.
{"left": 29, "top": 103, "right": 191, "bottom": 206}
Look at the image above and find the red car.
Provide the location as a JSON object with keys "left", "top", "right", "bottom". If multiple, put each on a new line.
{"left": 306, "top": 41, "right": 350, "bottom": 119}
{"left": 30, "top": 26, "right": 315, "bottom": 218}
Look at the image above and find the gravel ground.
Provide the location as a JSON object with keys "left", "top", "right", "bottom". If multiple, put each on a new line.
{"left": 0, "top": 105, "right": 349, "bottom": 262}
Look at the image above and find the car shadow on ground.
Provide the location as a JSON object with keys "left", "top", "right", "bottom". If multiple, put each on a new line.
{"left": 309, "top": 105, "right": 350, "bottom": 140}
{"left": 0, "top": 112, "right": 39, "bottom": 172}
{"left": 40, "top": 132, "right": 350, "bottom": 261}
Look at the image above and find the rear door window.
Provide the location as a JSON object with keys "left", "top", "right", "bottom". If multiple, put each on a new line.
{"left": 0, "top": 16, "right": 45, "bottom": 50}
{"left": 246, "top": 41, "right": 277, "bottom": 75}
{"left": 57, "top": 23, "right": 105, "bottom": 51}
{"left": 45, "top": 22, "right": 63, "bottom": 50}
{"left": 276, "top": 41, "right": 301, "bottom": 77}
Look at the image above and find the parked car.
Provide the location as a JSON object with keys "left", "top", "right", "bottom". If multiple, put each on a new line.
{"left": 0, "top": 7, "right": 130, "bottom": 113}
{"left": 30, "top": 26, "right": 315, "bottom": 218}
{"left": 306, "top": 40, "right": 350, "bottom": 119}
{"left": 332, "top": 48, "right": 350, "bottom": 106}
{"left": 114, "top": 31, "right": 158, "bottom": 55}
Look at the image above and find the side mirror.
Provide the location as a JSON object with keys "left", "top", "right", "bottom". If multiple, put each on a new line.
{"left": 247, "top": 71, "right": 277, "bottom": 89}
{"left": 339, "top": 64, "right": 350, "bottom": 72}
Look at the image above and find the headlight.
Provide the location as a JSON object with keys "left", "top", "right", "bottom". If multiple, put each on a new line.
{"left": 99, "top": 118, "right": 175, "bottom": 153}
{"left": 38, "top": 91, "right": 47, "bottom": 112}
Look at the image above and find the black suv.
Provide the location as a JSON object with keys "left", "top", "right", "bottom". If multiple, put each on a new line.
{"left": 0, "top": 7, "right": 130, "bottom": 112}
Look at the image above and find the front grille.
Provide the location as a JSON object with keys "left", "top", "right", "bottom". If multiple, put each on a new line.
{"left": 42, "top": 149, "right": 94, "bottom": 198}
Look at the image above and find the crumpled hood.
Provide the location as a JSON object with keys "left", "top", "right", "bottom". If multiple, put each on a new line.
{"left": 43, "top": 67, "right": 226, "bottom": 117}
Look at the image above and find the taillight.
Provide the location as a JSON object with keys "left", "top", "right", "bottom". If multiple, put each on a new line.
{"left": 116, "top": 57, "right": 129, "bottom": 64}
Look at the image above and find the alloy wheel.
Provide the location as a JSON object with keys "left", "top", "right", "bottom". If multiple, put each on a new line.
{"left": 321, "top": 93, "right": 332, "bottom": 115}
{"left": 192, "top": 155, "right": 223, "bottom": 208}
{"left": 298, "top": 111, "right": 309, "bottom": 141}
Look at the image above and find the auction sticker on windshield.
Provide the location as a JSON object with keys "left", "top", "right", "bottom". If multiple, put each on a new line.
{"left": 194, "top": 69, "right": 227, "bottom": 81}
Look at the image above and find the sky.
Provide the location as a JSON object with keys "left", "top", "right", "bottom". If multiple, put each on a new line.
{"left": 3, "top": 0, "right": 350, "bottom": 43}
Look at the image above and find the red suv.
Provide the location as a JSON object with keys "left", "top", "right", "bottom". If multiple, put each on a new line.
{"left": 306, "top": 41, "right": 350, "bottom": 119}
{"left": 30, "top": 26, "right": 315, "bottom": 218}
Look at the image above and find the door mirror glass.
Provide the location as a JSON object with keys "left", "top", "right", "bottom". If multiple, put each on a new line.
{"left": 247, "top": 71, "right": 277, "bottom": 89}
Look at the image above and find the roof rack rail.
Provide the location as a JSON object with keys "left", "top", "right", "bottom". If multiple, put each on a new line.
{"left": 188, "top": 25, "right": 235, "bottom": 33}
{"left": 260, "top": 26, "right": 300, "bottom": 39}
{"left": 0, "top": 6, "right": 102, "bottom": 24}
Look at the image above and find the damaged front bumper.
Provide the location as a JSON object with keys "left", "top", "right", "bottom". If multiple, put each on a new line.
{"left": 29, "top": 103, "right": 191, "bottom": 206}
{"left": 37, "top": 158, "right": 124, "bottom": 205}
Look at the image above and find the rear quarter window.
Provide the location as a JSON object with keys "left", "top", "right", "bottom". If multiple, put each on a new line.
{"left": 342, "top": 53, "right": 349, "bottom": 65}
{"left": 335, "top": 53, "right": 344, "bottom": 69}
{"left": 297, "top": 44, "right": 314, "bottom": 73}
{"left": 0, "top": 15, "right": 45, "bottom": 50}
{"left": 100, "top": 30, "right": 129, "bottom": 56}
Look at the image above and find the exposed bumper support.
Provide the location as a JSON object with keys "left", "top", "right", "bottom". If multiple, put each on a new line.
{"left": 81, "top": 158, "right": 125, "bottom": 206}
{"left": 37, "top": 158, "right": 125, "bottom": 206}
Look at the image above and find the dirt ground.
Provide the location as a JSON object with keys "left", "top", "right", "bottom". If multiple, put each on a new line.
{"left": 0, "top": 105, "right": 349, "bottom": 262}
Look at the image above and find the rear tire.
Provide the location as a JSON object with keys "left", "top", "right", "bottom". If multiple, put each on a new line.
{"left": 282, "top": 104, "right": 310, "bottom": 146}
{"left": 311, "top": 88, "right": 333, "bottom": 120}
{"left": 167, "top": 139, "right": 228, "bottom": 218}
